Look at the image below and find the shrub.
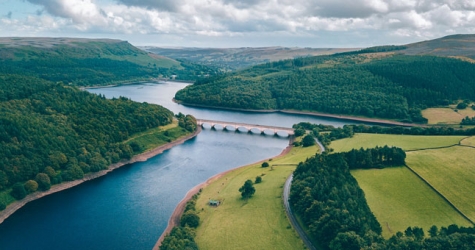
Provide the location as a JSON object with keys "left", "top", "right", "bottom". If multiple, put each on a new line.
{"left": 35, "top": 173, "right": 51, "bottom": 191}
{"left": 10, "top": 183, "right": 27, "bottom": 200}
{"left": 24, "top": 180, "right": 39, "bottom": 193}
{"left": 261, "top": 162, "right": 269, "bottom": 168}
{"left": 255, "top": 176, "right": 262, "bottom": 184}
{"left": 180, "top": 211, "right": 200, "bottom": 228}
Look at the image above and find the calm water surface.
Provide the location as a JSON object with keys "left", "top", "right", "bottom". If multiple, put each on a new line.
{"left": 0, "top": 82, "right": 357, "bottom": 250}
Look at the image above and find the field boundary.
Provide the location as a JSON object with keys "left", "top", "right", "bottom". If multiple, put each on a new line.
{"left": 404, "top": 163, "right": 475, "bottom": 225}
{"left": 405, "top": 144, "right": 458, "bottom": 152}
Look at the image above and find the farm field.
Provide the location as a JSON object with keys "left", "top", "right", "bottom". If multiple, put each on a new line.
{"left": 330, "top": 133, "right": 465, "bottom": 152}
{"left": 422, "top": 107, "right": 475, "bottom": 124}
{"left": 352, "top": 167, "right": 471, "bottom": 238}
{"left": 194, "top": 143, "right": 320, "bottom": 250}
{"left": 406, "top": 146, "right": 475, "bottom": 222}
{"left": 460, "top": 135, "right": 475, "bottom": 146}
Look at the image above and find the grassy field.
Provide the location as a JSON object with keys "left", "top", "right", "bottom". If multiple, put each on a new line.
{"left": 352, "top": 167, "right": 471, "bottom": 238}
{"left": 422, "top": 107, "right": 475, "bottom": 124}
{"left": 330, "top": 133, "right": 466, "bottom": 152}
{"left": 406, "top": 146, "right": 475, "bottom": 222}
{"left": 460, "top": 136, "right": 475, "bottom": 146}
{"left": 125, "top": 120, "right": 190, "bottom": 154}
{"left": 194, "top": 143, "right": 320, "bottom": 250}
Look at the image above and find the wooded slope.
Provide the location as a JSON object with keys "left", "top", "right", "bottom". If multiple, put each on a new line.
{"left": 176, "top": 52, "right": 475, "bottom": 123}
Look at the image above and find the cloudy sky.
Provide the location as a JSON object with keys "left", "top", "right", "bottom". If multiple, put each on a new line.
{"left": 1, "top": 0, "right": 475, "bottom": 47}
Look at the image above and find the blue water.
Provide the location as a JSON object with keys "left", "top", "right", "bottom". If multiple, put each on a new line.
{"left": 0, "top": 82, "right": 357, "bottom": 250}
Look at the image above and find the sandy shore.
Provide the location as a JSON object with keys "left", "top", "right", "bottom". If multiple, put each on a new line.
{"left": 0, "top": 127, "right": 201, "bottom": 225}
{"left": 153, "top": 138, "right": 293, "bottom": 250}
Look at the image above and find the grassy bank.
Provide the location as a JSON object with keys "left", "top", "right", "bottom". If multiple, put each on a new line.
{"left": 193, "top": 142, "right": 320, "bottom": 249}
{"left": 407, "top": 146, "right": 475, "bottom": 222}
{"left": 125, "top": 119, "right": 190, "bottom": 154}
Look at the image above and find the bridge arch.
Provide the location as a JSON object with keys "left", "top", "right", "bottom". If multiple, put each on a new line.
{"left": 197, "top": 119, "right": 294, "bottom": 137}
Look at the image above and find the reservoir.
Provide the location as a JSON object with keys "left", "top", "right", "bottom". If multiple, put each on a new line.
{"left": 0, "top": 82, "right": 357, "bottom": 250}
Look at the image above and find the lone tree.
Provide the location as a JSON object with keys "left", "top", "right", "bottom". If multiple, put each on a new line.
{"left": 255, "top": 176, "right": 262, "bottom": 184}
{"left": 239, "top": 180, "right": 255, "bottom": 199}
{"left": 261, "top": 162, "right": 269, "bottom": 168}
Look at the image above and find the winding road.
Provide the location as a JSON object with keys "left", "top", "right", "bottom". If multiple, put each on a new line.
{"left": 283, "top": 138, "right": 325, "bottom": 250}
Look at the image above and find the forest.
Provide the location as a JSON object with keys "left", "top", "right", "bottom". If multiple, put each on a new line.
{"left": 290, "top": 149, "right": 475, "bottom": 249}
{"left": 0, "top": 40, "right": 215, "bottom": 86}
{"left": 0, "top": 73, "right": 187, "bottom": 206}
{"left": 175, "top": 53, "right": 475, "bottom": 123}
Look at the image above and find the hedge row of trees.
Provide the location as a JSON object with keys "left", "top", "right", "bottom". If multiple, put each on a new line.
{"left": 160, "top": 192, "right": 201, "bottom": 250}
{"left": 0, "top": 74, "right": 178, "bottom": 203}
{"left": 176, "top": 54, "right": 475, "bottom": 123}
{"left": 339, "top": 146, "right": 406, "bottom": 170}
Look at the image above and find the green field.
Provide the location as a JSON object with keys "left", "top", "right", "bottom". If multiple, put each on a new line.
{"left": 352, "top": 167, "right": 471, "bottom": 238}
{"left": 407, "top": 146, "right": 475, "bottom": 222}
{"left": 330, "top": 133, "right": 465, "bottom": 152}
{"left": 194, "top": 143, "right": 320, "bottom": 250}
{"left": 460, "top": 136, "right": 475, "bottom": 146}
{"left": 125, "top": 120, "right": 190, "bottom": 154}
{"left": 422, "top": 107, "right": 475, "bottom": 124}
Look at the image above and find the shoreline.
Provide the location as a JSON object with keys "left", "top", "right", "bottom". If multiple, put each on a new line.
{"left": 153, "top": 137, "right": 294, "bottom": 250}
{"left": 173, "top": 100, "right": 420, "bottom": 127}
{"left": 0, "top": 127, "right": 202, "bottom": 225}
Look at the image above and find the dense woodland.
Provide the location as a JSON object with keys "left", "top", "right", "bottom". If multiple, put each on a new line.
{"left": 0, "top": 73, "right": 183, "bottom": 205}
{"left": 176, "top": 54, "right": 475, "bottom": 123}
{"left": 290, "top": 152, "right": 383, "bottom": 249}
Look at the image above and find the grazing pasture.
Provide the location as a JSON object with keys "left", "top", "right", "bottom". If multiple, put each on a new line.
{"left": 194, "top": 144, "right": 320, "bottom": 250}
{"left": 352, "top": 167, "right": 471, "bottom": 238}
{"left": 406, "top": 146, "right": 475, "bottom": 222}
{"left": 330, "top": 133, "right": 465, "bottom": 152}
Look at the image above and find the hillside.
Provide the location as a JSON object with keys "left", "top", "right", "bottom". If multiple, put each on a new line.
{"left": 141, "top": 46, "right": 356, "bottom": 71}
{"left": 0, "top": 37, "right": 214, "bottom": 86}
{"left": 401, "top": 34, "right": 475, "bottom": 60}
{"left": 175, "top": 34, "right": 475, "bottom": 123}
{"left": 0, "top": 73, "right": 184, "bottom": 206}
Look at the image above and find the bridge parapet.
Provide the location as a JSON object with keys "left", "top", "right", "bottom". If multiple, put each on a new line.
{"left": 197, "top": 119, "right": 294, "bottom": 137}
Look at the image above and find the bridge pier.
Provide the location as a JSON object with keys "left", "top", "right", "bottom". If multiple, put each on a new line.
{"left": 198, "top": 119, "right": 294, "bottom": 138}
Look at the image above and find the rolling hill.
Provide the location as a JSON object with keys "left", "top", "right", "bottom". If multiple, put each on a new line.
{"left": 0, "top": 37, "right": 214, "bottom": 86}
{"left": 141, "top": 46, "right": 356, "bottom": 71}
{"left": 175, "top": 34, "right": 475, "bottom": 123}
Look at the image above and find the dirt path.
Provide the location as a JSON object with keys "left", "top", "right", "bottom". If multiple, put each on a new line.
{"left": 0, "top": 127, "right": 201, "bottom": 225}
{"left": 153, "top": 140, "right": 293, "bottom": 250}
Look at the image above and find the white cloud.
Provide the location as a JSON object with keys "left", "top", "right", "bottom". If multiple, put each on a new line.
{"left": 0, "top": 0, "right": 473, "bottom": 47}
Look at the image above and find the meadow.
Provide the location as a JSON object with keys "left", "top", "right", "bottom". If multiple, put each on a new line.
{"left": 333, "top": 133, "right": 474, "bottom": 238}
{"left": 406, "top": 146, "right": 475, "bottom": 222}
{"left": 460, "top": 136, "right": 475, "bottom": 146}
{"left": 194, "top": 142, "right": 320, "bottom": 250}
{"left": 352, "top": 167, "right": 471, "bottom": 238}
{"left": 422, "top": 107, "right": 475, "bottom": 124}
{"left": 330, "top": 133, "right": 465, "bottom": 152}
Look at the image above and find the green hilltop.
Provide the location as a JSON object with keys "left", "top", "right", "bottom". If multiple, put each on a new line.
{"left": 175, "top": 34, "right": 475, "bottom": 123}
{"left": 0, "top": 37, "right": 214, "bottom": 86}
